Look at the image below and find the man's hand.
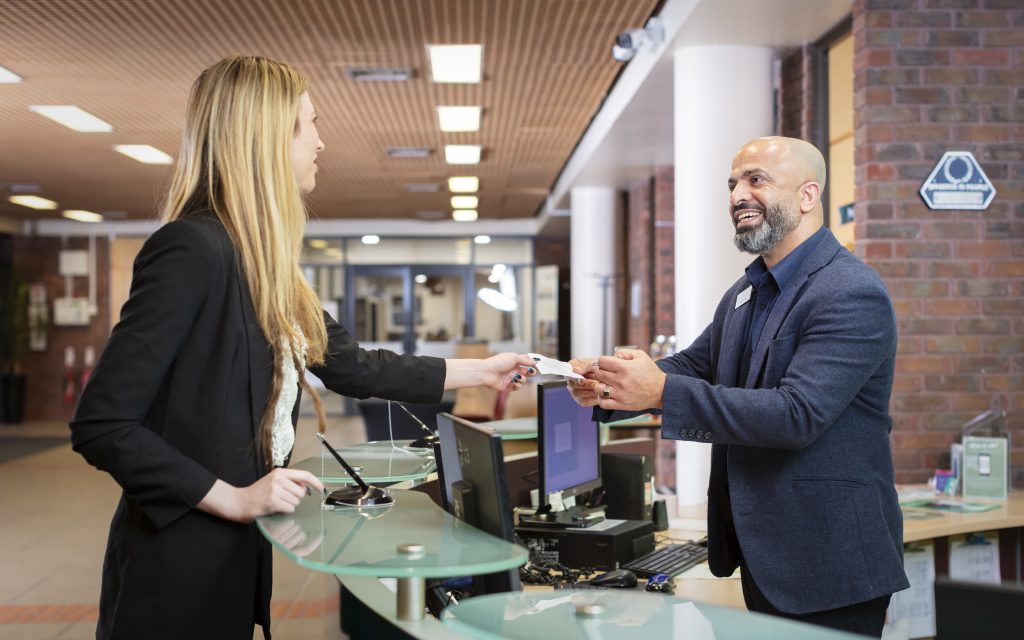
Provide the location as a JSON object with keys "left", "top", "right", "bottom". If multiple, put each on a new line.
{"left": 567, "top": 357, "right": 602, "bottom": 406}
{"left": 591, "top": 349, "right": 667, "bottom": 411}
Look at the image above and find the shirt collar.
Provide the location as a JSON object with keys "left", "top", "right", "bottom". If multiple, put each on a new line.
{"left": 743, "top": 226, "right": 828, "bottom": 291}
{"left": 770, "top": 226, "right": 828, "bottom": 291}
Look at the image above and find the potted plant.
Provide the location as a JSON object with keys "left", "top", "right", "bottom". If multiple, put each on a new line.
{"left": 0, "top": 275, "right": 28, "bottom": 423}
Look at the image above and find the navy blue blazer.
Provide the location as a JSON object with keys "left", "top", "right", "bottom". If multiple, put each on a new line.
{"left": 603, "top": 230, "right": 909, "bottom": 614}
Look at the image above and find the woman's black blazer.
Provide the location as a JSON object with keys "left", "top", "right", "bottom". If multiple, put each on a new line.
{"left": 70, "top": 211, "right": 445, "bottom": 639}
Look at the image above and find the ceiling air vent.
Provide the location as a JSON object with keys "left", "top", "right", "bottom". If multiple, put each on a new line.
{"left": 387, "top": 147, "right": 433, "bottom": 158}
{"left": 345, "top": 67, "right": 414, "bottom": 82}
{"left": 403, "top": 183, "right": 441, "bottom": 193}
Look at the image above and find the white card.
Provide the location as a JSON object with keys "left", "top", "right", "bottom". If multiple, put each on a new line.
{"left": 735, "top": 286, "right": 752, "bottom": 309}
{"left": 528, "top": 353, "right": 584, "bottom": 380}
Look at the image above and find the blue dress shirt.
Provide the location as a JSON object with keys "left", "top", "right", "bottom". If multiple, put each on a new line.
{"left": 737, "top": 226, "right": 829, "bottom": 386}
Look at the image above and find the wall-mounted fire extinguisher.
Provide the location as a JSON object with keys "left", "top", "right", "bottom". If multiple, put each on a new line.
{"left": 80, "top": 345, "right": 95, "bottom": 393}
{"left": 64, "top": 346, "right": 77, "bottom": 406}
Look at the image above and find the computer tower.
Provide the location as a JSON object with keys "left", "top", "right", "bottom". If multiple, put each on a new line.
{"left": 600, "top": 453, "right": 653, "bottom": 522}
{"left": 515, "top": 519, "right": 655, "bottom": 570}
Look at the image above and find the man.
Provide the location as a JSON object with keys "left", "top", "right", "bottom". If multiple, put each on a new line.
{"left": 570, "top": 137, "right": 908, "bottom": 636}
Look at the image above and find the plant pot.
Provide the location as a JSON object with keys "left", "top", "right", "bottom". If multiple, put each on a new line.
{"left": 0, "top": 373, "right": 26, "bottom": 424}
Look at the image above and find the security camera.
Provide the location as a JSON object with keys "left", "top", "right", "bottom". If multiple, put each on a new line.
{"left": 611, "top": 17, "right": 664, "bottom": 62}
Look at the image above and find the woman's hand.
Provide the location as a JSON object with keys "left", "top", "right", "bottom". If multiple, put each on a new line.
{"left": 198, "top": 468, "right": 325, "bottom": 523}
{"left": 444, "top": 353, "right": 538, "bottom": 391}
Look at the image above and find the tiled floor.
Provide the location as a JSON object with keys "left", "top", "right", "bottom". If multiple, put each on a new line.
{"left": 0, "top": 407, "right": 366, "bottom": 640}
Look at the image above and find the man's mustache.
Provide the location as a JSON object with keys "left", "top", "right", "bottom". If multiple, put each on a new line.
{"left": 732, "top": 202, "right": 766, "bottom": 216}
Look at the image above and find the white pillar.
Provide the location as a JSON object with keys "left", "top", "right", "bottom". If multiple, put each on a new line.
{"left": 570, "top": 186, "right": 619, "bottom": 359}
{"left": 673, "top": 45, "right": 775, "bottom": 506}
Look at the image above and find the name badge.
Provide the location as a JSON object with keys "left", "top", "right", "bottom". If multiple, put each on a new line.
{"left": 735, "top": 286, "right": 752, "bottom": 309}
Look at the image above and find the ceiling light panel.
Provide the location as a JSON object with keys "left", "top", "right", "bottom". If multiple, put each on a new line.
{"left": 428, "top": 44, "right": 482, "bottom": 83}
{"left": 445, "top": 145, "right": 481, "bottom": 165}
{"left": 63, "top": 209, "right": 104, "bottom": 223}
{"left": 29, "top": 105, "right": 112, "bottom": 132}
{"left": 437, "top": 106, "right": 481, "bottom": 132}
{"left": 0, "top": 65, "right": 22, "bottom": 83}
{"left": 113, "top": 144, "right": 172, "bottom": 165}
{"left": 448, "top": 176, "right": 479, "bottom": 193}
{"left": 452, "top": 209, "right": 478, "bottom": 222}
{"left": 8, "top": 195, "right": 58, "bottom": 210}
{"left": 451, "top": 195, "right": 479, "bottom": 209}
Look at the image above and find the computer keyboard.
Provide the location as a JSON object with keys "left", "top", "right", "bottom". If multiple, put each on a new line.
{"left": 622, "top": 542, "right": 708, "bottom": 578}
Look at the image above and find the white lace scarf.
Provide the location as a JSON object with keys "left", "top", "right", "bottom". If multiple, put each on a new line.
{"left": 271, "top": 327, "right": 307, "bottom": 467}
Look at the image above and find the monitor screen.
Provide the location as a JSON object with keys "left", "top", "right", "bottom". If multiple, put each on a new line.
{"left": 538, "top": 381, "right": 601, "bottom": 505}
{"left": 445, "top": 413, "right": 516, "bottom": 543}
{"left": 435, "top": 413, "right": 463, "bottom": 513}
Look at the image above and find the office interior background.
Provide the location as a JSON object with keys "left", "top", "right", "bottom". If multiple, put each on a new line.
{"left": 0, "top": 0, "right": 1021, "bottom": 638}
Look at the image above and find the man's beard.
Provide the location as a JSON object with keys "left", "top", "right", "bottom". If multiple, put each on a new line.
{"left": 733, "top": 203, "right": 800, "bottom": 255}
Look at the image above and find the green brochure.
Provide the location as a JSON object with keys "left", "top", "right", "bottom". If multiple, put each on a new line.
{"left": 962, "top": 436, "right": 1008, "bottom": 500}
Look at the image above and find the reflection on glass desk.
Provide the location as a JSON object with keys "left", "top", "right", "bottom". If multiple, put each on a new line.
{"left": 290, "top": 440, "right": 435, "bottom": 484}
{"left": 480, "top": 417, "right": 538, "bottom": 440}
{"left": 257, "top": 489, "right": 528, "bottom": 579}
{"left": 442, "top": 591, "right": 864, "bottom": 639}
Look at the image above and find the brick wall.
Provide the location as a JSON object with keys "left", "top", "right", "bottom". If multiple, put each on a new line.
{"left": 653, "top": 166, "right": 676, "bottom": 337}
{"left": 851, "top": 0, "right": 1024, "bottom": 485}
{"left": 11, "top": 236, "right": 111, "bottom": 423}
{"left": 626, "top": 178, "right": 655, "bottom": 348}
{"left": 780, "top": 44, "right": 815, "bottom": 140}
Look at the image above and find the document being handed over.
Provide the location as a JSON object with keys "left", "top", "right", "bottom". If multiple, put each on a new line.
{"left": 528, "top": 353, "right": 584, "bottom": 380}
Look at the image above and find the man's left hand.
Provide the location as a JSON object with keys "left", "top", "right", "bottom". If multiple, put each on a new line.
{"left": 592, "top": 349, "right": 667, "bottom": 411}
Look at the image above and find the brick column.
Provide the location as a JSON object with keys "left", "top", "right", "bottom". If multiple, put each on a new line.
{"left": 853, "top": 0, "right": 1024, "bottom": 485}
{"left": 626, "top": 178, "right": 654, "bottom": 349}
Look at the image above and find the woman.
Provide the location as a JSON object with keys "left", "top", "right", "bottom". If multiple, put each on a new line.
{"left": 70, "top": 55, "right": 534, "bottom": 639}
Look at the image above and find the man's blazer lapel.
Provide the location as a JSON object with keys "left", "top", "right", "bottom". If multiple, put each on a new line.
{"left": 718, "top": 281, "right": 753, "bottom": 387}
{"left": 744, "top": 231, "right": 843, "bottom": 388}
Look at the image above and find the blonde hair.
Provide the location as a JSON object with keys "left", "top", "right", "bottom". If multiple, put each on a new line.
{"left": 162, "top": 55, "right": 328, "bottom": 467}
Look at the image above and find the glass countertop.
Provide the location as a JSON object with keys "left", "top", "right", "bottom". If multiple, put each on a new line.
{"left": 479, "top": 417, "right": 538, "bottom": 440}
{"left": 291, "top": 440, "right": 436, "bottom": 484}
{"left": 257, "top": 489, "right": 528, "bottom": 579}
{"left": 442, "top": 591, "right": 864, "bottom": 639}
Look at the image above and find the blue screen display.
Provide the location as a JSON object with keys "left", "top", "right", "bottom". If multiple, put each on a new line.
{"left": 541, "top": 384, "right": 599, "bottom": 497}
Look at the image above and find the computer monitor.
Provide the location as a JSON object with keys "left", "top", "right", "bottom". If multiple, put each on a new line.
{"left": 537, "top": 380, "right": 601, "bottom": 510}
{"left": 441, "top": 413, "right": 520, "bottom": 593}
{"left": 434, "top": 413, "right": 463, "bottom": 513}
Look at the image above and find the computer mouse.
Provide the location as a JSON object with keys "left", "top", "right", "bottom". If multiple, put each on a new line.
{"left": 407, "top": 434, "right": 439, "bottom": 449}
{"left": 588, "top": 569, "right": 638, "bottom": 589}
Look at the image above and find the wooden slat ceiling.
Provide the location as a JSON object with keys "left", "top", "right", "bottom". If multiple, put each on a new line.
{"left": 0, "top": 0, "right": 660, "bottom": 222}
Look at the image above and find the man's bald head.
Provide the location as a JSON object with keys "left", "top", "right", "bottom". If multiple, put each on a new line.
{"left": 735, "top": 136, "right": 827, "bottom": 191}
{"left": 728, "top": 136, "right": 827, "bottom": 263}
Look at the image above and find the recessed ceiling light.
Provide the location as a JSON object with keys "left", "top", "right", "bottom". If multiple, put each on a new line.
{"left": 448, "top": 176, "right": 479, "bottom": 193}
{"left": 0, "top": 65, "right": 22, "bottom": 83}
{"left": 386, "top": 147, "right": 433, "bottom": 158}
{"left": 415, "top": 274, "right": 428, "bottom": 284}
{"left": 427, "top": 44, "right": 483, "bottom": 83}
{"left": 29, "top": 105, "right": 112, "bottom": 132}
{"left": 437, "top": 106, "right": 481, "bottom": 132}
{"left": 474, "top": 235, "right": 491, "bottom": 244}
{"left": 361, "top": 235, "right": 381, "bottom": 245}
{"left": 113, "top": 144, "right": 173, "bottom": 165}
{"left": 308, "top": 239, "right": 329, "bottom": 249}
{"left": 451, "top": 195, "right": 479, "bottom": 209}
{"left": 63, "top": 209, "right": 104, "bottom": 223}
{"left": 452, "top": 209, "right": 478, "bottom": 222}
{"left": 445, "top": 145, "right": 481, "bottom": 165}
{"left": 8, "top": 195, "right": 58, "bottom": 210}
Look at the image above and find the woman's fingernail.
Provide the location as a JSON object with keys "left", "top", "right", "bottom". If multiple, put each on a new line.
{"left": 514, "top": 373, "right": 522, "bottom": 381}
{"left": 527, "top": 367, "right": 535, "bottom": 374}
{"left": 532, "top": 356, "right": 541, "bottom": 361}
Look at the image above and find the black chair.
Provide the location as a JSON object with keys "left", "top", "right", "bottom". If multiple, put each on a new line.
{"left": 935, "top": 577, "right": 1024, "bottom": 640}
{"left": 356, "top": 398, "right": 454, "bottom": 442}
